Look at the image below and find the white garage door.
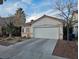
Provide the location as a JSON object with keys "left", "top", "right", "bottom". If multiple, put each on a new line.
{"left": 33, "top": 27, "right": 59, "bottom": 39}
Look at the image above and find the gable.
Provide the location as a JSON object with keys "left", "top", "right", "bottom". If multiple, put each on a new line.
{"left": 32, "top": 15, "right": 63, "bottom": 27}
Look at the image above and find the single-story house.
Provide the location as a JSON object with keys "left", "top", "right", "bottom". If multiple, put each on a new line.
{"left": 22, "top": 15, "right": 65, "bottom": 40}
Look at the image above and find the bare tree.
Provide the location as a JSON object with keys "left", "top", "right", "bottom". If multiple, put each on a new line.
{"left": 55, "top": 0, "right": 77, "bottom": 40}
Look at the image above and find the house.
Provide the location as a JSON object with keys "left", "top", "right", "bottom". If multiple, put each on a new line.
{"left": 72, "top": 10, "right": 78, "bottom": 38}
{"left": 22, "top": 15, "right": 65, "bottom": 40}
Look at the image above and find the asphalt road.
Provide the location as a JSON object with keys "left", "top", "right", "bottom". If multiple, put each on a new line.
{"left": 0, "top": 39, "right": 67, "bottom": 59}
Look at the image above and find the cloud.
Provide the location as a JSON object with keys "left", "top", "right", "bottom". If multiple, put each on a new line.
{"left": 0, "top": 0, "right": 33, "bottom": 17}
{"left": 26, "top": 9, "right": 54, "bottom": 22}
{"left": 0, "top": 0, "right": 54, "bottom": 17}
{"left": 0, "top": 0, "right": 77, "bottom": 21}
{"left": 21, "top": 0, "right": 32, "bottom": 4}
{"left": 26, "top": 8, "right": 65, "bottom": 22}
{"left": 6, "top": 3, "right": 19, "bottom": 14}
{"left": 0, "top": 1, "right": 22, "bottom": 17}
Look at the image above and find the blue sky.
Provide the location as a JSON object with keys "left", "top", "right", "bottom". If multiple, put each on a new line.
{"left": 0, "top": 0, "right": 77, "bottom": 22}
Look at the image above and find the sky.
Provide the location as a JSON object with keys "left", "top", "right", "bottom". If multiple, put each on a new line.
{"left": 0, "top": 0, "right": 77, "bottom": 22}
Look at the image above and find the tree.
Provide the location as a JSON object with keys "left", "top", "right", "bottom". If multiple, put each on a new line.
{"left": 15, "top": 8, "right": 26, "bottom": 26}
{"left": 17, "top": 8, "right": 26, "bottom": 21}
{"left": 55, "top": 0, "right": 77, "bottom": 40}
{"left": 5, "top": 20, "right": 15, "bottom": 40}
{"left": 6, "top": 22, "right": 15, "bottom": 38}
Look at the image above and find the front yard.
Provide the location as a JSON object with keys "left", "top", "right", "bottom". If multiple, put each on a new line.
{"left": 52, "top": 40, "right": 78, "bottom": 59}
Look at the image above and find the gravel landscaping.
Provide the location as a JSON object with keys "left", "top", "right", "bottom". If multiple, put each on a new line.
{"left": 52, "top": 40, "right": 78, "bottom": 59}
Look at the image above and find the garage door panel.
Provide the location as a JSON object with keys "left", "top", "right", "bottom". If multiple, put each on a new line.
{"left": 33, "top": 27, "right": 59, "bottom": 39}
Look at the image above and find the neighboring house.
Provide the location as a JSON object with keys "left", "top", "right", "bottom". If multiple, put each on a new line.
{"left": 22, "top": 15, "right": 65, "bottom": 40}
{"left": 72, "top": 10, "right": 78, "bottom": 38}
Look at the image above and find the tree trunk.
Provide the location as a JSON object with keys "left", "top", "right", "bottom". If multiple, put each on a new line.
{"left": 6, "top": 33, "right": 13, "bottom": 41}
{"left": 67, "top": 23, "right": 69, "bottom": 41}
{"left": 9, "top": 33, "right": 12, "bottom": 38}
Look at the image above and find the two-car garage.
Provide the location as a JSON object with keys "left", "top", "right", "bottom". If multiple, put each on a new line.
{"left": 31, "top": 15, "right": 64, "bottom": 40}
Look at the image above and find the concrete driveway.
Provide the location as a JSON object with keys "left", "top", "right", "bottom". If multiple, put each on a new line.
{"left": 0, "top": 39, "right": 67, "bottom": 59}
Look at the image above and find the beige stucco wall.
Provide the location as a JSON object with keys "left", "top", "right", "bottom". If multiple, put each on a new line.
{"left": 21, "top": 26, "right": 31, "bottom": 38}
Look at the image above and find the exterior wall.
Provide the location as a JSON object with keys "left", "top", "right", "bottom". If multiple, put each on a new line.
{"left": 31, "top": 17, "right": 63, "bottom": 39}
{"left": 21, "top": 26, "right": 31, "bottom": 38}
{"left": 59, "top": 26, "right": 63, "bottom": 39}
{"left": 72, "top": 13, "right": 78, "bottom": 21}
{"left": 72, "top": 12, "right": 78, "bottom": 38}
{"left": 73, "top": 23, "right": 78, "bottom": 37}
